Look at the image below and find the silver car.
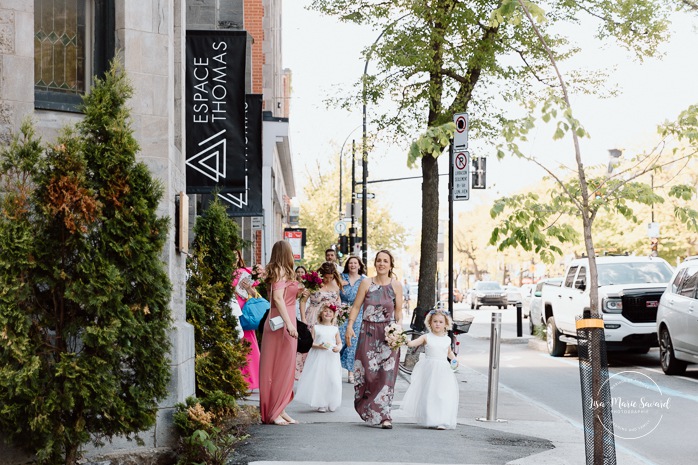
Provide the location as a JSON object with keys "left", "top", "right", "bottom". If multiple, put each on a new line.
{"left": 657, "top": 257, "right": 698, "bottom": 375}
{"left": 470, "top": 281, "right": 507, "bottom": 309}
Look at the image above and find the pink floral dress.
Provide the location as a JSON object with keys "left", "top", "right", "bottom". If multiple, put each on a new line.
{"left": 353, "top": 279, "right": 399, "bottom": 425}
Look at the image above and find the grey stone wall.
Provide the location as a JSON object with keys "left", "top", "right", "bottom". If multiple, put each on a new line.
{"left": 0, "top": 1, "right": 194, "bottom": 462}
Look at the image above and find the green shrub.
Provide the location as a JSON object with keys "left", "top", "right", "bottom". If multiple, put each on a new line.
{"left": 186, "top": 199, "right": 250, "bottom": 398}
{"left": 173, "top": 392, "right": 259, "bottom": 465}
{"left": 0, "top": 63, "right": 171, "bottom": 465}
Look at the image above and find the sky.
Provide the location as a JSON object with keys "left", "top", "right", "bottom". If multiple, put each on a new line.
{"left": 281, "top": 2, "right": 698, "bottom": 248}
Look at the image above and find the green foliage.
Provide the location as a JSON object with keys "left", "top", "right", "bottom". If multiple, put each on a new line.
{"left": 0, "top": 62, "right": 172, "bottom": 464}
{"left": 298, "top": 156, "right": 408, "bottom": 267}
{"left": 311, "top": 0, "right": 673, "bottom": 310}
{"left": 173, "top": 392, "right": 259, "bottom": 465}
{"left": 192, "top": 198, "right": 244, "bottom": 303}
{"left": 489, "top": 192, "right": 578, "bottom": 264}
{"left": 407, "top": 122, "right": 455, "bottom": 168}
{"left": 187, "top": 199, "right": 250, "bottom": 398}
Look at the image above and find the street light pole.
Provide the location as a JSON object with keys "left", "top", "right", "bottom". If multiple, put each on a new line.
{"left": 361, "top": 14, "right": 410, "bottom": 265}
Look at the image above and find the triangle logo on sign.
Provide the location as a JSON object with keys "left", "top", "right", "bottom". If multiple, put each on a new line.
{"left": 186, "top": 129, "right": 227, "bottom": 182}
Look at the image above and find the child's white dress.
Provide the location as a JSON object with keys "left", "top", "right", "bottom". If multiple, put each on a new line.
{"left": 295, "top": 324, "right": 342, "bottom": 411}
{"left": 400, "top": 332, "right": 459, "bottom": 429}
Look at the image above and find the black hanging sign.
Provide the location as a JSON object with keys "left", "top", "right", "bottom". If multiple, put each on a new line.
{"left": 217, "top": 94, "right": 263, "bottom": 216}
{"left": 185, "top": 30, "right": 247, "bottom": 194}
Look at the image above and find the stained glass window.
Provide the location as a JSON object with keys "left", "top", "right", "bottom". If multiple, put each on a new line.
{"left": 34, "top": 0, "right": 87, "bottom": 95}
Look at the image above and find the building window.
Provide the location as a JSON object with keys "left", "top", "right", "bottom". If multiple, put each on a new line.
{"left": 34, "top": 0, "right": 114, "bottom": 112}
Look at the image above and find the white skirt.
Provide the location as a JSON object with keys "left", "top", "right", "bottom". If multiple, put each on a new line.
{"left": 400, "top": 354, "right": 459, "bottom": 429}
{"left": 295, "top": 347, "right": 342, "bottom": 410}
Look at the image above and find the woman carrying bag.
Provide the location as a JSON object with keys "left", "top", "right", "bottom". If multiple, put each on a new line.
{"left": 232, "top": 251, "right": 265, "bottom": 391}
{"left": 259, "top": 241, "right": 304, "bottom": 425}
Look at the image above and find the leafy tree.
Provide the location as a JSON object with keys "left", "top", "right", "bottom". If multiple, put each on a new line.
{"left": 0, "top": 64, "right": 172, "bottom": 465}
{"left": 311, "top": 0, "right": 677, "bottom": 312}
{"left": 186, "top": 199, "right": 250, "bottom": 398}
{"left": 298, "top": 157, "right": 408, "bottom": 267}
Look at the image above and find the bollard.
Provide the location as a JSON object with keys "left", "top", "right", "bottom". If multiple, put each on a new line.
{"left": 477, "top": 312, "right": 507, "bottom": 423}
{"left": 516, "top": 301, "right": 523, "bottom": 337}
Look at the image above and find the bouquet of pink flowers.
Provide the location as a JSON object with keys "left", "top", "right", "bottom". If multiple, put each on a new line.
{"left": 333, "top": 303, "right": 351, "bottom": 326}
{"left": 301, "top": 271, "right": 323, "bottom": 292}
{"left": 384, "top": 323, "right": 406, "bottom": 350}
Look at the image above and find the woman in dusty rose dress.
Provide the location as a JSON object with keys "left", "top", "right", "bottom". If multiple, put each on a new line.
{"left": 345, "top": 250, "right": 404, "bottom": 429}
{"left": 295, "top": 262, "right": 342, "bottom": 380}
{"left": 259, "top": 240, "right": 301, "bottom": 425}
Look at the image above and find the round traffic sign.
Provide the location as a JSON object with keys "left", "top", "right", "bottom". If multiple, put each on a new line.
{"left": 455, "top": 152, "right": 468, "bottom": 170}
{"left": 334, "top": 221, "right": 347, "bottom": 234}
{"left": 455, "top": 115, "right": 467, "bottom": 133}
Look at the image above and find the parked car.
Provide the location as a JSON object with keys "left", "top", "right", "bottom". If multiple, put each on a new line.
{"left": 503, "top": 285, "right": 523, "bottom": 307}
{"left": 529, "top": 277, "right": 563, "bottom": 335}
{"left": 439, "top": 287, "right": 463, "bottom": 303}
{"left": 470, "top": 281, "right": 507, "bottom": 309}
{"left": 657, "top": 257, "right": 698, "bottom": 375}
{"left": 542, "top": 256, "right": 672, "bottom": 356}
{"left": 520, "top": 283, "right": 536, "bottom": 317}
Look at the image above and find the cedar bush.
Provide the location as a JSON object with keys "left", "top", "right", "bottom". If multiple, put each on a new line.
{"left": 0, "top": 63, "right": 172, "bottom": 464}
{"left": 186, "top": 198, "right": 249, "bottom": 398}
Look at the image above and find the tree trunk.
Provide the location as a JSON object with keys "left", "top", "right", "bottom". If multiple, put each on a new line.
{"left": 417, "top": 154, "right": 440, "bottom": 311}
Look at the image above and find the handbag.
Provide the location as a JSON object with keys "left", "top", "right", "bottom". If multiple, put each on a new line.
{"left": 259, "top": 282, "right": 313, "bottom": 353}
{"left": 296, "top": 319, "right": 313, "bottom": 354}
{"left": 269, "top": 315, "right": 284, "bottom": 331}
{"left": 239, "top": 297, "right": 270, "bottom": 331}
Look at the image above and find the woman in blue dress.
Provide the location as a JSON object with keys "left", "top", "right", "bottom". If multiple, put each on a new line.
{"left": 338, "top": 255, "right": 366, "bottom": 383}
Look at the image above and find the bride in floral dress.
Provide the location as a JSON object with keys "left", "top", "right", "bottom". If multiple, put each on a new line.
{"left": 295, "top": 262, "right": 342, "bottom": 380}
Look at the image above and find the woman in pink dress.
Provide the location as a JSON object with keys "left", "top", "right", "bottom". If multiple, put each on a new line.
{"left": 259, "top": 240, "right": 301, "bottom": 425}
{"left": 231, "top": 251, "right": 261, "bottom": 390}
{"left": 345, "top": 250, "right": 404, "bottom": 429}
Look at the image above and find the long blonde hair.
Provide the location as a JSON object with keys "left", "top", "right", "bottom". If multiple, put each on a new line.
{"left": 265, "top": 241, "right": 295, "bottom": 287}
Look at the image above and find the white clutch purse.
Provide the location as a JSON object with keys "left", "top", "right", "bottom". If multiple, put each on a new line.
{"left": 269, "top": 316, "right": 285, "bottom": 331}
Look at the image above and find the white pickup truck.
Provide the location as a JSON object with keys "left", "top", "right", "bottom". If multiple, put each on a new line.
{"left": 541, "top": 255, "right": 674, "bottom": 356}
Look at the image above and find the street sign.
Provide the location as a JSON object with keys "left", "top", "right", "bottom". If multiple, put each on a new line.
{"left": 647, "top": 222, "right": 660, "bottom": 238}
{"left": 355, "top": 192, "right": 376, "bottom": 199}
{"left": 453, "top": 112, "right": 469, "bottom": 152}
{"left": 251, "top": 216, "right": 263, "bottom": 230}
{"left": 453, "top": 151, "right": 470, "bottom": 201}
{"left": 334, "top": 221, "right": 347, "bottom": 234}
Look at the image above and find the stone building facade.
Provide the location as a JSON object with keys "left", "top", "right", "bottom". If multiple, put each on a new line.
{"left": 0, "top": 0, "right": 295, "bottom": 461}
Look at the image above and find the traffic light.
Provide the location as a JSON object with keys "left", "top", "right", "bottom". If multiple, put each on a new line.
{"left": 650, "top": 237, "right": 658, "bottom": 256}
{"left": 472, "top": 156, "right": 486, "bottom": 189}
{"left": 339, "top": 235, "right": 349, "bottom": 255}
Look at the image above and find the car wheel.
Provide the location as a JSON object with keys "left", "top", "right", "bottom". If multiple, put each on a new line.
{"left": 471, "top": 300, "right": 475, "bottom": 310}
{"left": 659, "top": 327, "right": 687, "bottom": 375}
{"left": 546, "top": 316, "right": 566, "bottom": 357}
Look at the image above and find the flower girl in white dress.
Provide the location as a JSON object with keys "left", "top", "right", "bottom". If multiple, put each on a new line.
{"left": 400, "top": 309, "right": 459, "bottom": 429}
{"left": 295, "top": 304, "right": 343, "bottom": 412}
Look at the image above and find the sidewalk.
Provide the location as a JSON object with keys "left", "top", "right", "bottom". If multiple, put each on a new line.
{"left": 231, "top": 310, "right": 648, "bottom": 464}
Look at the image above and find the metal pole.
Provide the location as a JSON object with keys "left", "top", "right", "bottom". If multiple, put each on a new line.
{"left": 360, "top": 14, "right": 410, "bottom": 266}
{"left": 448, "top": 141, "right": 454, "bottom": 319}
{"left": 339, "top": 143, "right": 343, "bottom": 221}
{"left": 477, "top": 312, "right": 506, "bottom": 423}
{"left": 350, "top": 140, "right": 356, "bottom": 253}
{"left": 516, "top": 302, "right": 522, "bottom": 337}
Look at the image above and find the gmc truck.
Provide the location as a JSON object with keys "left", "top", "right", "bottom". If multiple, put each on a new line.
{"left": 542, "top": 255, "right": 674, "bottom": 356}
